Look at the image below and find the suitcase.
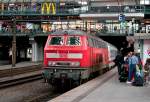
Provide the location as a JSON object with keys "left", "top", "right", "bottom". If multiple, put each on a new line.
{"left": 132, "top": 71, "right": 144, "bottom": 86}
{"left": 132, "top": 75, "right": 144, "bottom": 86}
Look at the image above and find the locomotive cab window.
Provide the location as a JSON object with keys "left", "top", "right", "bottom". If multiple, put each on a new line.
{"left": 67, "top": 36, "right": 81, "bottom": 45}
{"left": 49, "top": 36, "right": 64, "bottom": 45}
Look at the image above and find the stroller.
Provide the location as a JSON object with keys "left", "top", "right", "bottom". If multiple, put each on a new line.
{"left": 119, "top": 64, "right": 128, "bottom": 82}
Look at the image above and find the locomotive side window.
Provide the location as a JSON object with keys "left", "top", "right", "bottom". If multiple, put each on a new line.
{"left": 49, "top": 36, "right": 64, "bottom": 45}
{"left": 67, "top": 36, "right": 81, "bottom": 45}
{"left": 101, "top": 42, "right": 104, "bottom": 48}
{"left": 98, "top": 41, "right": 101, "bottom": 48}
{"left": 98, "top": 40, "right": 102, "bottom": 48}
{"left": 87, "top": 37, "right": 94, "bottom": 47}
{"left": 92, "top": 38, "right": 96, "bottom": 47}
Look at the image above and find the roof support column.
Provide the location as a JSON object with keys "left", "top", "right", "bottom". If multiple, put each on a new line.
{"left": 31, "top": 39, "right": 38, "bottom": 62}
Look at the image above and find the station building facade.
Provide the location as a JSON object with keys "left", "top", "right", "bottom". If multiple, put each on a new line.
{"left": 0, "top": 0, "right": 149, "bottom": 64}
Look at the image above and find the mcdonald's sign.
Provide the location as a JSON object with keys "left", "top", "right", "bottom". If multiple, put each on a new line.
{"left": 41, "top": 2, "right": 56, "bottom": 15}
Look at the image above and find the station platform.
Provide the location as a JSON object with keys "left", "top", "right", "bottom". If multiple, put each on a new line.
{"left": 0, "top": 61, "right": 42, "bottom": 70}
{"left": 49, "top": 68, "right": 150, "bottom": 102}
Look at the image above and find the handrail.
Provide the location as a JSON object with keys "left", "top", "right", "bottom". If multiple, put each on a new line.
{"left": 1, "top": 30, "right": 149, "bottom": 36}
{"left": 0, "top": 30, "right": 128, "bottom": 36}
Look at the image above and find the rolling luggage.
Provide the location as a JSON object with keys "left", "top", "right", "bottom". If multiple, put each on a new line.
{"left": 132, "top": 74, "right": 144, "bottom": 86}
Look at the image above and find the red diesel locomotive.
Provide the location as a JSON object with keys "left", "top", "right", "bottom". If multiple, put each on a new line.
{"left": 43, "top": 30, "right": 117, "bottom": 86}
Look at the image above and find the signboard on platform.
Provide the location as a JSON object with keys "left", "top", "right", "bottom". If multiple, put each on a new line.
{"left": 119, "top": 14, "right": 125, "bottom": 22}
{"left": 29, "top": 37, "right": 35, "bottom": 44}
{"left": 29, "top": 37, "right": 34, "bottom": 41}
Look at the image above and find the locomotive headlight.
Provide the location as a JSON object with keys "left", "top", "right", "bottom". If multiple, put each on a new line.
{"left": 48, "top": 61, "right": 52, "bottom": 66}
{"left": 48, "top": 61, "right": 56, "bottom": 66}
{"left": 71, "top": 62, "right": 80, "bottom": 67}
{"left": 52, "top": 62, "right": 56, "bottom": 66}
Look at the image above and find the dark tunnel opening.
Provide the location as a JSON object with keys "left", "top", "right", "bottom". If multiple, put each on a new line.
{"left": 99, "top": 36, "right": 134, "bottom": 56}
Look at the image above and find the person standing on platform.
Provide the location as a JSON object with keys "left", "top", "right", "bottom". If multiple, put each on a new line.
{"left": 144, "top": 59, "right": 150, "bottom": 84}
{"left": 9, "top": 47, "right": 12, "bottom": 64}
{"left": 114, "top": 51, "right": 124, "bottom": 76}
{"left": 123, "top": 53, "right": 130, "bottom": 72}
{"left": 126, "top": 52, "right": 139, "bottom": 84}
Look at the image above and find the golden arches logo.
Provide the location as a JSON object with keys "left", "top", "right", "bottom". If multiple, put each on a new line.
{"left": 41, "top": 2, "right": 56, "bottom": 15}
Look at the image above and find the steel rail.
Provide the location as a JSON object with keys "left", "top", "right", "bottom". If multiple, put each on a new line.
{"left": 0, "top": 74, "right": 42, "bottom": 89}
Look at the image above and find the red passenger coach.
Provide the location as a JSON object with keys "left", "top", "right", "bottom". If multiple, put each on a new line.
{"left": 43, "top": 30, "right": 117, "bottom": 86}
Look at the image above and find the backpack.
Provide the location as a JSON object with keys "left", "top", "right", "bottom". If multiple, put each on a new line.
{"left": 119, "top": 64, "right": 128, "bottom": 82}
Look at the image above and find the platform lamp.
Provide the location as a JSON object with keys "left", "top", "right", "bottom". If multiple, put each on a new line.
{"left": 12, "top": 16, "right": 16, "bottom": 67}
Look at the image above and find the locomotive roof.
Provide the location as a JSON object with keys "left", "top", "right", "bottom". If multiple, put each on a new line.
{"left": 50, "top": 30, "right": 87, "bottom": 35}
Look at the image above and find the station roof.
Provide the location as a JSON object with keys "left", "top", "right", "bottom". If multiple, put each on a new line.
{"left": 0, "top": 0, "right": 140, "bottom": 6}
{"left": 0, "top": 0, "right": 86, "bottom": 3}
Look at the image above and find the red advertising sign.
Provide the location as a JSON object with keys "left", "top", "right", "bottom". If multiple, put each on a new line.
{"left": 147, "top": 48, "right": 150, "bottom": 56}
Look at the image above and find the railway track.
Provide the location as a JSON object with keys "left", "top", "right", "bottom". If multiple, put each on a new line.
{"left": 0, "top": 67, "right": 115, "bottom": 102}
{"left": 25, "top": 92, "right": 61, "bottom": 102}
{"left": 27, "top": 67, "right": 116, "bottom": 102}
{"left": 0, "top": 72, "right": 42, "bottom": 89}
{"left": 0, "top": 64, "right": 42, "bottom": 78}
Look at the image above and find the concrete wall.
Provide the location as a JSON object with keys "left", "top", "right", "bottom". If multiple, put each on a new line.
{"left": 32, "top": 41, "right": 38, "bottom": 62}
{"left": 90, "top": 0, "right": 137, "bottom": 7}
{"left": 37, "top": 43, "right": 44, "bottom": 61}
{"left": 31, "top": 41, "right": 44, "bottom": 62}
